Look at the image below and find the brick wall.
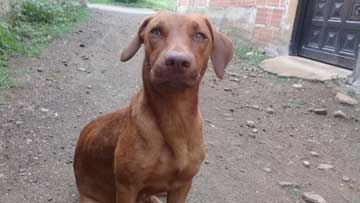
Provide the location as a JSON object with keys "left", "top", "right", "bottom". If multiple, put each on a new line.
{"left": 177, "top": 0, "right": 297, "bottom": 56}
{"left": 210, "top": 0, "right": 256, "bottom": 7}
{"left": 253, "top": 0, "right": 286, "bottom": 45}
{"left": 178, "top": 0, "right": 208, "bottom": 8}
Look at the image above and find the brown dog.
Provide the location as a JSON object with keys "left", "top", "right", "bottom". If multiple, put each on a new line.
{"left": 73, "top": 11, "right": 233, "bottom": 203}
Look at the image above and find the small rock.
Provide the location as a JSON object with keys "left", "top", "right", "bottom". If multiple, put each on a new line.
{"left": 317, "top": 163, "right": 333, "bottom": 170}
{"left": 0, "top": 173, "right": 5, "bottom": 178}
{"left": 224, "top": 88, "right": 232, "bottom": 92}
{"left": 226, "top": 71, "right": 240, "bottom": 77}
{"left": 26, "top": 139, "right": 32, "bottom": 144}
{"left": 87, "top": 85, "right": 92, "bottom": 89}
{"left": 278, "top": 181, "right": 298, "bottom": 189}
{"left": 248, "top": 134, "right": 256, "bottom": 139}
{"left": 246, "top": 51, "right": 255, "bottom": 56}
{"left": 307, "top": 108, "right": 314, "bottom": 113}
{"left": 293, "top": 83, "right": 303, "bottom": 89}
{"left": 81, "top": 55, "right": 89, "bottom": 60}
{"left": 314, "top": 109, "right": 328, "bottom": 116}
{"left": 349, "top": 183, "right": 354, "bottom": 189}
{"left": 333, "top": 110, "right": 346, "bottom": 118}
{"left": 342, "top": 176, "right": 351, "bottom": 182}
{"left": 40, "top": 107, "right": 49, "bottom": 112}
{"left": 204, "top": 160, "right": 210, "bottom": 165}
{"left": 77, "top": 68, "right": 86, "bottom": 72}
{"left": 335, "top": 92, "right": 358, "bottom": 106}
{"left": 250, "top": 105, "right": 260, "bottom": 110}
{"left": 79, "top": 43, "right": 85, "bottom": 48}
{"left": 303, "top": 160, "right": 311, "bottom": 168}
{"left": 224, "top": 117, "right": 234, "bottom": 121}
{"left": 252, "top": 128, "right": 258, "bottom": 134}
{"left": 263, "top": 167, "right": 272, "bottom": 173}
{"left": 246, "top": 120, "right": 256, "bottom": 128}
{"left": 230, "top": 77, "right": 240, "bottom": 82}
{"left": 61, "top": 60, "right": 68, "bottom": 66}
{"left": 258, "top": 48, "right": 266, "bottom": 54}
{"left": 37, "top": 68, "right": 43, "bottom": 72}
{"left": 310, "top": 151, "right": 320, "bottom": 157}
{"left": 15, "top": 121, "right": 24, "bottom": 125}
{"left": 302, "top": 192, "right": 327, "bottom": 203}
{"left": 265, "top": 108, "right": 275, "bottom": 114}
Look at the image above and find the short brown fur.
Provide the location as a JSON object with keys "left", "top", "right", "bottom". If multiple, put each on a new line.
{"left": 74, "top": 11, "right": 233, "bottom": 203}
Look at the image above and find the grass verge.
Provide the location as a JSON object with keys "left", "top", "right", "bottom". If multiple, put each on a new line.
{"left": 89, "top": 0, "right": 176, "bottom": 11}
{"left": 0, "top": 0, "right": 89, "bottom": 89}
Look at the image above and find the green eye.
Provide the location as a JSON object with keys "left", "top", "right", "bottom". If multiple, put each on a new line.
{"left": 150, "top": 27, "right": 161, "bottom": 36}
{"left": 194, "top": 32, "right": 207, "bottom": 40}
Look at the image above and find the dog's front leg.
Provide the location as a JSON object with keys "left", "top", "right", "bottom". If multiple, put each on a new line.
{"left": 116, "top": 184, "right": 137, "bottom": 203}
{"left": 166, "top": 180, "right": 192, "bottom": 203}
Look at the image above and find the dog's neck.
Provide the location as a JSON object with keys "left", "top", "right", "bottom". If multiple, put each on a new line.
{"left": 141, "top": 64, "right": 200, "bottom": 122}
{"left": 138, "top": 63, "right": 203, "bottom": 163}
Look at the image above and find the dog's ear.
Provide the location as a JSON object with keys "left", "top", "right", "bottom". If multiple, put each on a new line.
{"left": 205, "top": 19, "right": 234, "bottom": 79}
{"left": 121, "top": 17, "right": 152, "bottom": 62}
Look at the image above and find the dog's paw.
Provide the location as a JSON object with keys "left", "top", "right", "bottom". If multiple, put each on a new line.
{"left": 144, "top": 195, "right": 163, "bottom": 203}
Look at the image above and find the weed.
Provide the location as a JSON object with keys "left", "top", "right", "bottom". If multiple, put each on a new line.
{"left": 287, "top": 99, "right": 306, "bottom": 108}
{"left": 288, "top": 188, "right": 302, "bottom": 203}
{"left": 233, "top": 39, "right": 265, "bottom": 66}
{"left": 269, "top": 74, "right": 290, "bottom": 84}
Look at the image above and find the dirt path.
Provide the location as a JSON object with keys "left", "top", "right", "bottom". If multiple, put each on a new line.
{"left": 1, "top": 9, "right": 360, "bottom": 203}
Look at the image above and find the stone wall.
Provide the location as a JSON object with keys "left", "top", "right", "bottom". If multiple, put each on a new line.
{"left": 177, "top": 0, "right": 299, "bottom": 56}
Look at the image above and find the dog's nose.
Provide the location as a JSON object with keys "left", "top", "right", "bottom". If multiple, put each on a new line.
{"left": 164, "top": 51, "right": 192, "bottom": 71}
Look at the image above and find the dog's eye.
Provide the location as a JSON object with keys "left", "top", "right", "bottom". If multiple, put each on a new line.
{"left": 150, "top": 27, "right": 161, "bottom": 36}
{"left": 194, "top": 32, "right": 207, "bottom": 41}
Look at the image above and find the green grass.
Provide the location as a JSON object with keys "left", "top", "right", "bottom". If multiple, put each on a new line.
{"left": 234, "top": 39, "right": 265, "bottom": 66}
{"left": 0, "top": 63, "right": 14, "bottom": 89}
{"left": 0, "top": 24, "right": 23, "bottom": 88}
{"left": 0, "top": 0, "right": 89, "bottom": 89}
{"left": 89, "top": 0, "right": 176, "bottom": 11}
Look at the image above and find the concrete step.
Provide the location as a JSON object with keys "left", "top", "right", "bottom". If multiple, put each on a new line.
{"left": 261, "top": 56, "right": 352, "bottom": 81}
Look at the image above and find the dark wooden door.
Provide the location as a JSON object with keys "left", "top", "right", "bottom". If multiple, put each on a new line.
{"left": 299, "top": 0, "right": 360, "bottom": 70}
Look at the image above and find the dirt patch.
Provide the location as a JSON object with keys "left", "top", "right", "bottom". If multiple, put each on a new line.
{"left": 1, "top": 9, "right": 360, "bottom": 203}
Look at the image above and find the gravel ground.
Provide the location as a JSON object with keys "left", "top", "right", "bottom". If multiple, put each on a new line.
{"left": 0, "top": 9, "right": 360, "bottom": 203}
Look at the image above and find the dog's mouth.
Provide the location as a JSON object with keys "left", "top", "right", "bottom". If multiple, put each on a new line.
{"left": 150, "top": 66, "right": 199, "bottom": 89}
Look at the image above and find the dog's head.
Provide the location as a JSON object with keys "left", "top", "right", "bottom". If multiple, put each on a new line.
{"left": 121, "top": 11, "right": 233, "bottom": 90}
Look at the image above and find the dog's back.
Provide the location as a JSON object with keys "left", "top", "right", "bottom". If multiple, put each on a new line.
{"left": 74, "top": 108, "right": 129, "bottom": 202}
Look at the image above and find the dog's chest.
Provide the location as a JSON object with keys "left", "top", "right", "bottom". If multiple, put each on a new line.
{"left": 144, "top": 145, "right": 204, "bottom": 192}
